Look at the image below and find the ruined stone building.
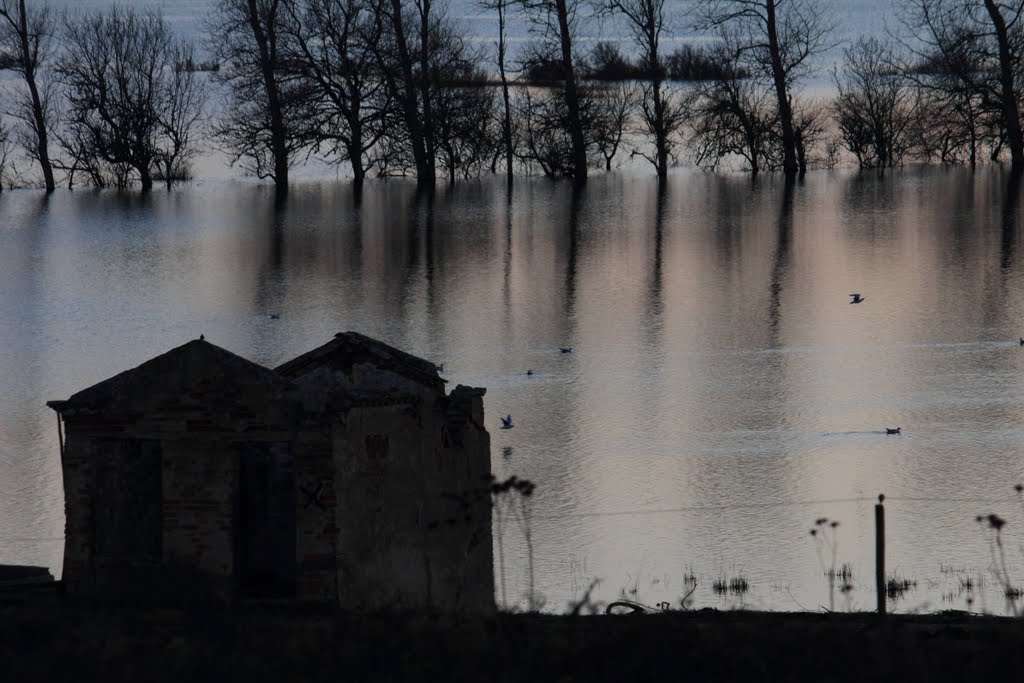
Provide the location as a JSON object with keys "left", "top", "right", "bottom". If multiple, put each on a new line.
{"left": 47, "top": 333, "right": 494, "bottom": 612}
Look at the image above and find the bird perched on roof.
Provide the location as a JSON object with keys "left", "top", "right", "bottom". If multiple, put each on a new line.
{"left": 500, "top": 414, "right": 513, "bottom": 429}
{"left": 200, "top": 334, "right": 205, "bottom": 341}
{"left": 435, "top": 363, "right": 444, "bottom": 373}
{"left": 850, "top": 294, "right": 865, "bottom": 304}
{"left": 559, "top": 346, "right": 572, "bottom": 353}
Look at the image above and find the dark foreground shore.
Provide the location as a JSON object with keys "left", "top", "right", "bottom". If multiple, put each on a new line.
{"left": 2, "top": 605, "right": 1023, "bottom": 682}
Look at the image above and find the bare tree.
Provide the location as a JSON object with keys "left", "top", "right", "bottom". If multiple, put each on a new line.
{"left": 372, "top": 0, "right": 437, "bottom": 182}
{"left": 911, "top": 83, "right": 996, "bottom": 165}
{"left": 433, "top": 64, "right": 500, "bottom": 182}
{"left": 371, "top": 0, "right": 496, "bottom": 183}
{"left": 281, "top": 0, "right": 386, "bottom": 186}
{"left": 156, "top": 44, "right": 208, "bottom": 188}
{"left": 516, "top": 87, "right": 572, "bottom": 176}
{"left": 898, "top": 0, "right": 1024, "bottom": 167}
{"left": 984, "top": 0, "right": 1024, "bottom": 166}
{"left": 515, "top": 75, "right": 630, "bottom": 176}
{"left": 791, "top": 97, "right": 827, "bottom": 171}
{"left": 832, "top": 38, "right": 920, "bottom": 169}
{"left": 56, "top": 7, "right": 204, "bottom": 191}
{"left": 0, "top": 116, "right": 12, "bottom": 190}
{"left": 601, "top": 0, "right": 682, "bottom": 177}
{"left": 688, "top": 39, "right": 778, "bottom": 175}
{"left": 590, "top": 82, "right": 633, "bottom": 171}
{"left": 427, "top": 22, "right": 500, "bottom": 183}
{"left": 479, "top": 0, "right": 515, "bottom": 183}
{"left": 514, "top": 0, "right": 590, "bottom": 181}
{"left": 209, "top": 0, "right": 308, "bottom": 189}
{"left": 0, "top": 0, "right": 55, "bottom": 191}
{"left": 698, "top": 0, "right": 833, "bottom": 175}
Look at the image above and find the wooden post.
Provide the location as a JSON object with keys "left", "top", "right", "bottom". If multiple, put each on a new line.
{"left": 875, "top": 494, "right": 886, "bottom": 616}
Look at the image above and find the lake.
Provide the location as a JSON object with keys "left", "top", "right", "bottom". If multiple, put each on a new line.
{"left": 3, "top": 167, "right": 1024, "bottom": 614}
{"left": 45, "top": 0, "right": 895, "bottom": 68}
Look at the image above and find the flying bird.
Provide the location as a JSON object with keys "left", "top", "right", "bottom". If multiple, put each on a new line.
{"left": 849, "top": 294, "right": 865, "bottom": 304}
{"left": 886, "top": 427, "right": 901, "bottom": 435}
{"left": 268, "top": 313, "right": 280, "bottom": 319}
{"left": 559, "top": 347, "right": 572, "bottom": 353}
{"left": 500, "top": 414, "right": 513, "bottom": 429}
{"left": 527, "top": 370, "right": 533, "bottom": 376}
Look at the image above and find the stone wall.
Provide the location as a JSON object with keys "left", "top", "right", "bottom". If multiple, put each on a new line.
{"left": 55, "top": 336, "right": 493, "bottom": 612}
{"left": 161, "top": 439, "right": 237, "bottom": 603}
{"left": 333, "top": 390, "right": 493, "bottom": 614}
{"left": 292, "top": 419, "right": 338, "bottom": 602}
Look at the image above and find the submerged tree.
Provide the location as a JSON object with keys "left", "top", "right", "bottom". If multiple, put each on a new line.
{"left": 515, "top": 74, "right": 630, "bottom": 176}
{"left": 158, "top": 43, "right": 208, "bottom": 188}
{"left": 372, "top": 0, "right": 437, "bottom": 182}
{"left": 209, "top": 0, "right": 309, "bottom": 189}
{"left": 281, "top": 0, "right": 387, "bottom": 186}
{"left": 833, "top": 37, "right": 920, "bottom": 169}
{"left": 370, "top": 0, "right": 497, "bottom": 182}
{"left": 429, "top": 39, "right": 500, "bottom": 183}
{"left": 602, "top": 0, "right": 684, "bottom": 177}
{"left": 688, "top": 37, "right": 778, "bottom": 175}
{"left": 56, "top": 7, "right": 205, "bottom": 190}
{"left": 698, "top": 0, "right": 833, "bottom": 175}
{"left": 0, "top": 116, "right": 11, "bottom": 189}
{"left": 479, "top": 0, "right": 515, "bottom": 183}
{"left": 590, "top": 82, "right": 633, "bottom": 171}
{"left": 514, "top": 0, "right": 590, "bottom": 181}
{"left": 899, "top": 0, "right": 1024, "bottom": 168}
{"left": 0, "top": 0, "right": 56, "bottom": 192}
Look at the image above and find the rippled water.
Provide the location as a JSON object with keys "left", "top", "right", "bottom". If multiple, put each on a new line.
{"left": 4, "top": 168, "right": 1024, "bottom": 613}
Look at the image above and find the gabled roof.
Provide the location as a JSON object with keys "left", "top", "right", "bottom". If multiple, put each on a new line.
{"left": 48, "top": 339, "right": 290, "bottom": 416}
{"left": 275, "top": 331, "right": 444, "bottom": 391}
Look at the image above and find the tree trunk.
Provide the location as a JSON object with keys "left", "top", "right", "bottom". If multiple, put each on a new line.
{"left": 652, "top": 80, "right": 667, "bottom": 178}
{"left": 984, "top": 0, "right": 1024, "bottom": 167}
{"left": 139, "top": 164, "right": 153, "bottom": 192}
{"left": 349, "top": 145, "right": 365, "bottom": 187}
{"left": 647, "top": 18, "right": 667, "bottom": 179}
{"left": 347, "top": 113, "right": 365, "bottom": 187}
{"left": 246, "top": 0, "right": 289, "bottom": 189}
{"left": 4, "top": 0, "right": 54, "bottom": 192}
{"left": 554, "top": 0, "right": 587, "bottom": 181}
{"left": 389, "top": 0, "right": 433, "bottom": 182}
{"left": 795, "top": 128, "right": 806, "bottom": 174}
{"left": 765, "top": 0, "right": 797, "bottom": 175}
{"left": 15, "top": 1, "right": 54, "bottom": 192}
{"left": 497, "top": 0, "right": 513, "bottom": 185}
{"left": 418, "top": 0, "right": 435, "bottom": 181}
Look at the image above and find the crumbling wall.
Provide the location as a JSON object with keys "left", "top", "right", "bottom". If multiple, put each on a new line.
{"left": 59, "top": 436, "right": 93, "bottom": 599}
{"left": 161, "top": 439, "right": 236, "bottom": 603}
{"left": 333, "top": 390, "right": 494, "bottom": 614}
{"left": 293, "top": 419, "right": 338, "bottom": 602}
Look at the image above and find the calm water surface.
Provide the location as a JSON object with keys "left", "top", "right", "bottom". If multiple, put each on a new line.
{"left": 3, "top": 169, "right": 1024, "bottom": 613}
{"left": 47, "top": 0, "right": 894, "bottom": 66}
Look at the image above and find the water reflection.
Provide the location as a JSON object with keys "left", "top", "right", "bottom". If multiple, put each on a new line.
{"left": 768, "top": 177, "right": 796, "bottom": 348}
{"left": 1000, "top": 170, "right": 1021, "bottom": 274}
{"left": 3, "top": 169, "right": 1024, "bottom": 611}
